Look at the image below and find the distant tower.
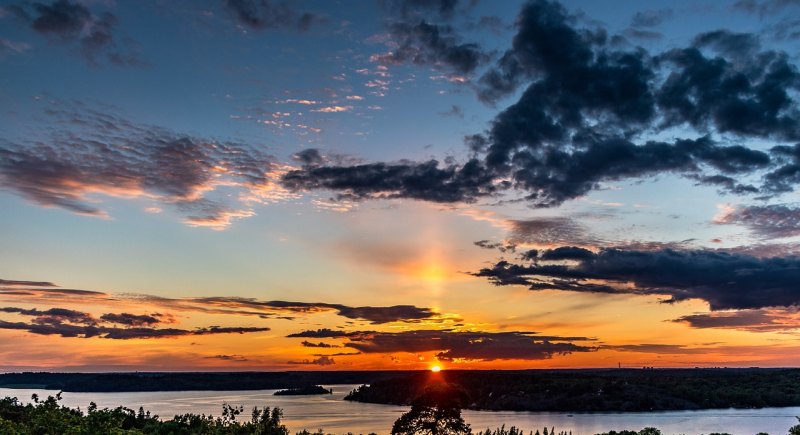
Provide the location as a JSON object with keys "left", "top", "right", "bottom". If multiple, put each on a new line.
{"left": 618, "top": 362, "right": 621, "bottom": 369}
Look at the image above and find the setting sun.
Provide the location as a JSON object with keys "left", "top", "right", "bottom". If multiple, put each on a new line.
{"left": 431, "top": 365, "right": 442, "bottom": 372}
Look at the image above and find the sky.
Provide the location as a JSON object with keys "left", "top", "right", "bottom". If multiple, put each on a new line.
{"left": 1, "top": 0, "right": 800, "bottom": 371}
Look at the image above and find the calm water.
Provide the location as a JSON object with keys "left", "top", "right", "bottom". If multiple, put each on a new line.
{"left": 1, "top": 385, "right": 798, "bottom": 435}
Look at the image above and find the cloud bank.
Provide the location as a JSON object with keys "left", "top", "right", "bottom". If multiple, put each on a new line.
{"left": 282, "top": 0, "right": 799, "bottom": 209}
{"left": 0, "top": 305, "right": 269, "bottom": 339}
{"left": 473, "top": 246, "right": 800, "bottom": 310}
{"left": 287, "top": 328, "right": 595, "bottom": 361}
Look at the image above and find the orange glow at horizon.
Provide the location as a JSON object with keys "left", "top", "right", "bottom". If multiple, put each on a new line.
{"left": 431, "top": 365, "right": 442, "bottom": 372}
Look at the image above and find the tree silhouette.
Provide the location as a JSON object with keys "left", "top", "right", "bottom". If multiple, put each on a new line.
{"left": 391, "top": 384, "right": 472, "bottom": 435}
{"left": 789, "top": 417, "right": 800, "bottom": 435}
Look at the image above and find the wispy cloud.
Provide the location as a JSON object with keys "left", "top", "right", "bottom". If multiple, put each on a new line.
{"left": 310, "top": 105, "right": 352, "bottom": 113}
{"left": 0, "top": 101, "right": 292, "bottom": 229}
{"left": 673, "top": 307, "right": 800, "bottom": 332}
{"left": 0, "top": 305, "right": 270, "bottom": 340}
{"left": 1, "top": 277, "right": 451, "bottom": 325}
{"left": 714, "top": 204, "right": 800, "bottom": 239}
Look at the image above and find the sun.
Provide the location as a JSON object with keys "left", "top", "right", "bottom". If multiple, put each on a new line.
{"left": 430, "top": 365, "right": 442, "bottom": 372}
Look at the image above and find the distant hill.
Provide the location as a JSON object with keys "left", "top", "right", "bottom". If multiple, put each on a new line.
{"left": 0, "top": 371, "right": 405, "bottom": 392}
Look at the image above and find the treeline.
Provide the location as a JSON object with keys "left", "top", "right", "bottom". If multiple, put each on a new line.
{"left": 0, "top": 394, "right": 373, "bottom": 435}
{"left": 0, "top": 371, "right": 405, "bottom": 392}
{"left": 344, "top": 368, "right": 800, "bottom": 412}
{"left": 0, "top": 393, "right": 292, "bottom": 434}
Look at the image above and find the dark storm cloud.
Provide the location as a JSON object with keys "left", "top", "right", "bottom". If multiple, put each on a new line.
{"left": 0, "top": 320, "right": 101, "bottom": 338}
{"left": 764, "top": 144, "right": 800, "bottom": 194}
{"left": 223, "top": 0, "right": 321, "bottom": 31}
{"left": 473, "top": 247, "right": 800, "bottom": 310}
{"left": 690, "top": 174, "right": 759, "bottom": 195}
{"left": 493, "top": 135, "right": 770, "bottom": 207}
{"left": 474, "top": 240, "right": 516, "bottom": 253}
{"left": 281, "top": 158, "right": 501, "bottom": 203}
{"left": 287, "top": 328, "right": 354, "bottom": 338}
{"left": 301, "top": 341, "right": 339, "bottom": 348}
{"left": 673, "top": 308, "right": 800, "bottom": 332}
{"left": 539, "top": 246, "right": 595, "bottom": 261}
{"left": 630, "top": 9, "right": 673, "bottom": 28}
{"left": 0, "top": 103, "right": 278, "bottom": 226}
{"left": 109, "top": 326, "right": 270, "bottom": 339}
{"left": 375, "top": 20, "right": 490, "bottom": 75}
{"left": 100, "top": 326, "right": 270, "bottom": 340}
{"left": 290, "top": 329, "right": 595, "bottom": 361}
{"left": 0, "top": 307, "right": 96, "bottom": 325}
{"left": 7, "top": 0, "right": 142, "bottom": 66}
{"left": 334, "top": 305, "right": 437, "bottom": 324}
{"left": 473, "top": 5, "right": 779, "bottom": 203}
{"left": 715, "top": 204, "right": 800, "bottom": 238}
{"left": 477, "top": 0, "right": 656, "bottom": 113}
{"left": 99, "top": 312, "right": 165, "bottom": 327}
{"left": 287, "top": 356, "right": 335, "bottom": 366}
{"left": 282, "top": 0, "right": 800, "bottom": 208}
{"left": 656, "top": 33, "right": 800, "bottom": 141}
{"left": 374, "top": 0, "right": 489, "bottom": 77}
{"left": 292, "top": 148, "right": 326, "bottom": 167}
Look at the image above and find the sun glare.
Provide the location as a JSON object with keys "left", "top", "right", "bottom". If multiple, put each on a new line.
{"left": 417, "top": 264, "right": 447, "bottom": 282}
{"left": 431, "top": 365, "right": 442, "bottom": 372}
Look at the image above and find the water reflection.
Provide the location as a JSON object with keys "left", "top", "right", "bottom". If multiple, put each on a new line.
{"left": 1, "top": 385, "right": 798, "bottom": 435}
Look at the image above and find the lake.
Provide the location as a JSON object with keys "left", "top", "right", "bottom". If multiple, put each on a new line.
{"left": 1, "top": 385, "right": 798, "bottom": 435}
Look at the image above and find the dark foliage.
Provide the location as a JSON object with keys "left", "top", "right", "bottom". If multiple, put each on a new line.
{"left": 391, "top": 384, "right": 472, "bottom": 435}
{"left": 0, "top": 393, "right": 290, "bottom": 434}
{"left": 345, "top": 368, "right": 800, "bottom": 412}
{"left": 274, "top": 385, "right": 332, "bottom": 396}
